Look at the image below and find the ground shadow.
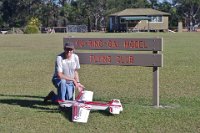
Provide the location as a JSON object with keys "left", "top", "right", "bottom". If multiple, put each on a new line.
{"left": 0, "top": 94, "right": 44, "bottom": 99}
{"left": 59, "top": 107, "right": 113, "bottom": 122}
{"left": 0, "top": 94, "right": 115, "bottom": 122}
{"left": 0, "top": 93, "right": 74, "bottom": 121}
{"left": 59, "top": 107, "right": 73, "bottom": 122}
{"left": 0, "top": 93, "right": 58, "bottom": 113}
{"left": 95, "top": 110, "right": 113, "bottom": 116}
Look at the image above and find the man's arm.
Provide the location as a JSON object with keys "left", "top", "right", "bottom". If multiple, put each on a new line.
{"left": 74, "top": 70, "right": 85, "bottom": 91}
{"left": 57, "top": 71, "right": 84, "bottom": 91}
{"left": 74, "top": 70, "right": 80, "bottom": 83}
{"left": 57, "top": 72, "right": 75, "bottom": 81}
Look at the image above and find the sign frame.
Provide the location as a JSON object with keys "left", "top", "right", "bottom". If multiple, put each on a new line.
{"left": 64, "top": 37, "right": 163, "bottom": 107}
{"left": 64, "top": 38, "right": 163, "bottom": 51}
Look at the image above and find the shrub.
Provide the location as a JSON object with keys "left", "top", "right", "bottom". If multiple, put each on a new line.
{"left": 24, "top": 25, "right": 40, "bottom": 34}
{"left": 28, "top": 17, "right": 40, "bottom": 27}
{"left": 24, "top": 17, "right": 41, "bottom": 34}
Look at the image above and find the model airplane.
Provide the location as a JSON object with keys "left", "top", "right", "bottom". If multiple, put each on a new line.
{"left": 59, "top": 90, "right": 123, "bottom": 123}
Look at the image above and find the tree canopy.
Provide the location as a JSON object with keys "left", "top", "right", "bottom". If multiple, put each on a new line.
{"left": 0, "top": 0, "right": 200, "bottom": 31}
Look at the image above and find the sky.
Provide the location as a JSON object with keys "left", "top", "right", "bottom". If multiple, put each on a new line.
{"left": 158, "top": 0, "right": 172, "bottom": 3}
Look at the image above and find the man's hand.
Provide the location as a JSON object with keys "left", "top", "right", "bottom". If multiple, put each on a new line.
{"left": 78, "top": 83, "right": 85, "bottom": 88}
{"left": 76, "top": 83, "right": 85, "bottom": 92}
{"left": 77, "top": 86, "right": 83, "bottom": 92}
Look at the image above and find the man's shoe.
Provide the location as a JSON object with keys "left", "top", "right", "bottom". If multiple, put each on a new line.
{"left": 44, "top": 91, "right": 55, "bottom": 103}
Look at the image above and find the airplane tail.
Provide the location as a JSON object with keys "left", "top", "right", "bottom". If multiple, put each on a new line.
{"left": 108, "top": 99, "right": 123, "bottom": 114}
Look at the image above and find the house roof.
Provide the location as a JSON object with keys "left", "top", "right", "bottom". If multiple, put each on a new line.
{"left": 121, "top": 16, "right": 151, "bottom": 20}
{"left": 110, "top": 8, "right": 170, "bottom": 16}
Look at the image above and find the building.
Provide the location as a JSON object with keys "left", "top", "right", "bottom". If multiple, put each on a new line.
{"left": 108, "top": 8, "right": 170, "bottom": 32}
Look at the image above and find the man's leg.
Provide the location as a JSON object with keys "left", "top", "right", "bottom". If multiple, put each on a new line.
{"left": 44, "top": 91, "right": 56, "bottom": 103}
{"left": 59, "top": 79, "right": 67, "bottom": 101}
{"left": 65, "top": 82, "right": 74, "bottom": 100}
{"left": 51, "top": 78, "right": 67, "bottom": 102}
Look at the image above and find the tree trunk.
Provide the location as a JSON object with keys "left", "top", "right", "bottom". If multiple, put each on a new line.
{"left": 88, "top": 17, "right": 91, "bottom": 32}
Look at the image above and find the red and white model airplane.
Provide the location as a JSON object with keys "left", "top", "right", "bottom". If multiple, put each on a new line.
{"left": 59, "top": 90, "right": 123, "bottom": 123}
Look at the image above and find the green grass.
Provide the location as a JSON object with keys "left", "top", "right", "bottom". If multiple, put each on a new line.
{"left": 0, "top": 32, "right": 200, "bottom": 133}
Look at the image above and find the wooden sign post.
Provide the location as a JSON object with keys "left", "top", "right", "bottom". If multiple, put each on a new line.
{"left": 64, "top": 37, "right": 163, "bottom": 107}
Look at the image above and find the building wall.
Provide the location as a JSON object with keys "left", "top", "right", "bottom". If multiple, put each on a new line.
{"left": 135, "top": 16, "right": 168, "bottom": 31}
{"left": 108, "top": 16, "right": 169, "bottom": 32}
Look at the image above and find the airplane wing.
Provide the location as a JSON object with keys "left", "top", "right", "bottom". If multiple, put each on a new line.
{"left": 59, "top": 90, "right": 93, "bottom": 107}
{"left": 59, "top": 100, "right": 74, "bottom": 107}
{"left": 72, "top": 90, "right": 94, "bottom": 123}
{"left": 59, "top": 91, "right": 124, "bottom": 123}
{"left": 76, "top": 90, "right": 93, "bottom": 101}
{"left": 72, "top": 102, "right": 92, "bottom": 123}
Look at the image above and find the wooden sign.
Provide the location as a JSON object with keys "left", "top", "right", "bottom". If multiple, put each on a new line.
{"left": 77, "top": 53, "right": 163, "bottom": 67}
{"left": 63, "top": 37, "right": 164, "bottom": 107}
{"left": 64, "top": 38, "right": 163, "bottom": 51}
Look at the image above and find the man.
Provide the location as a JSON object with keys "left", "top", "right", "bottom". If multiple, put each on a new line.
{"left": 44, "top": 42, "right": 84, "bottom": 103}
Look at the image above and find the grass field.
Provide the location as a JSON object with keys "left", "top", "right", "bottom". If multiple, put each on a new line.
{"left": 0, "top": 32, "right": 200, "bottom": 133}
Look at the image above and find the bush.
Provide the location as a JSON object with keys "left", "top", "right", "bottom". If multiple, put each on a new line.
{"left": 24, "top": 17, "right": 41, "bottom": 34}
{"left": 24, "top": 25, "right": 40, "bottom": 34}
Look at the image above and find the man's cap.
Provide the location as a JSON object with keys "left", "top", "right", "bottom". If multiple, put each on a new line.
{"left": 64, "top": 42, "right": 74, "bottom": 49}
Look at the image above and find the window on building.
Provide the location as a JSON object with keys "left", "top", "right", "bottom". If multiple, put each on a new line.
{"left": 149, "top": 16, "right": 162, "bottom": 23}
{"left": 120, "top": 18, "right": 126, "bottom": 23}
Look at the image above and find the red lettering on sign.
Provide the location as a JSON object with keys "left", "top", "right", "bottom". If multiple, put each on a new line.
{"left": 89, "top": 55, "right": 111, "bottom": 63}
{"left": 107, "top": 40, "right": 119, "bottom": 48}
{"left": 124, "top": 40, "right": 147, "bottom": 49}
{"left": 87, "top": 40, "right": 103, "bottom": 48}
{"left": 76, "top": 40, "right": 85, "bottom": 47}
{"left": 116, "top": 56, "right": 134, "bottom": 64}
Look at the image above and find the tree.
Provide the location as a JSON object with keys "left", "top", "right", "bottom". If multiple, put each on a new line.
{"left": 0, "top": 1, "right": 4, "bottom": 27}
{"left": 157, "top": 1, "right": 178, "bottom": 28}
{"left": 174, "top": 0, "right": 200, "bottom": 31}
{"left": 41, "top": 0, "right": 60, "bottom": 27}
{"left": 1, "top": 0, "right": 43, "bottom": 27}
{"left": 1, "top": 0, "right": 190, "bottom": 32}
{"left": 148, "top": 0, "right": 159, "bottom": 9}
{"left": 77, "top": 0, "right": 107, "bottom": 31}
